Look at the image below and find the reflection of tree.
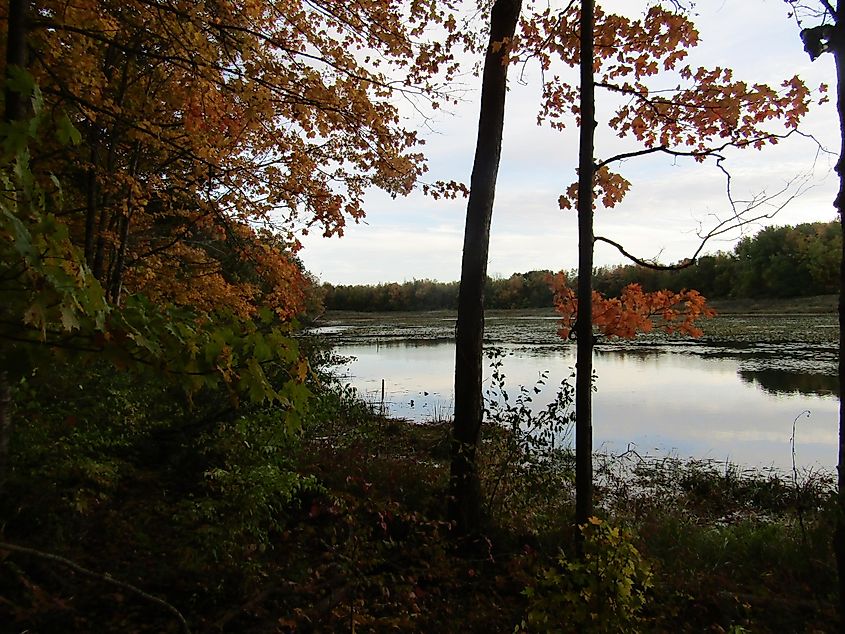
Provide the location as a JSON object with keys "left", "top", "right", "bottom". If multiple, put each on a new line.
{"left": 594, "top": 348, "right": 664, "bottom": 363}
{"left": 738, "top": 369, "right": 839, "bottom": 397}
{"left": 338, "top": 337, "right": 455, "bottom": 349}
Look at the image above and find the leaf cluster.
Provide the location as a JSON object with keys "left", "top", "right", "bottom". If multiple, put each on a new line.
{"left": 517, "top": 3, "right": 815, "bottom": 211}
{"left": 550, "top": 272, "right": 715, "bottom": 339}
{"left": 0, "top": 84, "right": 311, "bottom": 410}
{"left": 520, "top": 518, "right": 653, "bottom": 634}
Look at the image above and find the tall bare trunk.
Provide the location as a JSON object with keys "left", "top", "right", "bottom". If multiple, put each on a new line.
{"left": 84, "top": 140, "right": 100, "bottom": 267}
{"left": 4, "top": 0, "right": 27, "bottom": 122}
{"left": 0, "top": 371, "right": 9, "bottom": 483}
{"left": 833, "top": 4, "right": 845, "bottom": 626}
{"left": 109, "top": 211, "right": 131, "bottom": 303}
{"left": 575, "top": 0, "right": 596, "bottom": 533}
{"left": 1, "top": 0, "right": 29, "bottom": 484}
{"left": 449, "top": 0, "right": 521, "bottom": 535}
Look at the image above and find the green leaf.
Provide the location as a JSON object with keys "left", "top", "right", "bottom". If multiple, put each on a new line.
{"left": 13, "top": 148, "right": 33, "bottom": 191}
{"left": 0, "top": 120, "right": 32, "bottom": 155}
{"left": 5, "top": 66, "right": 35, "bottom": 97}
{"left": 242, "top": 357, "right": 276, "bottom": 403}
{"left": 60, "top": 301, "right": 81, "bottom": 331}
{"left": 23, "top": 300, "right": 48, "bottom": 339}
{"left": 0, "top": 204, "right": 36, "bottom": 259}
{"left": 252, "top": 333, "right": 273, "bottom": 362}
{"left": 56, "top": 113, "right": 82, "bottom": 146}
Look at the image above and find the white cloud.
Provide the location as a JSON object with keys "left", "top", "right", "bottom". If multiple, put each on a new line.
{"left": 300, "top": 0, "right": 840, "bottom": 284}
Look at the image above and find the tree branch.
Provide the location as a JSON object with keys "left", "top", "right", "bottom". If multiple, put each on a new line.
{"left": 0, "top": 541, "right": 191, "bottom": 633}
{"left": 594, "top": 235, "right": 697, "bottom": 270}
{"left": 595, "top": 143, "right": 822, "bottom": 271}
{"left": 595, "top": 131, "right": 804, "bottom": 170}
{"left": 820, "top": 0, "right": 837, "bottom": 19}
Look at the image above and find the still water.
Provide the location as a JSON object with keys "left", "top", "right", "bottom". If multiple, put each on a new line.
{"left": 329, "top": 338, "right": 838, "bottom": 472}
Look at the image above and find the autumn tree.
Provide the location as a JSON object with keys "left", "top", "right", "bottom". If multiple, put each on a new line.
{"left": 447, "top": 0, "right": 813, "bottom": 534}
{"left": 0, "top": 0, "right": 469, "bottom": 345}
{"left": 0, "top": 1, "right": 469, "bottom": 479}
{"left": 516, "top": 1, "right": 813, "bottom": 528}
{"left": 573, "top": 0, "right": 596, "bottom": 532}
{"left": 3, "top": 0, "right": 466, "bottom": 316}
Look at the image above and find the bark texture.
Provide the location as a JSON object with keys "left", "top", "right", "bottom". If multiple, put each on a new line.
{"left": 449, "top": 0, "right": 521, "bottom": 535}
{"left": 4, "top": 0, "right": 28, "bottom": 122}
{"left": 575, "top": 0, "right": 596, "bottom": 532}
{"left": 833, "top": 4, "right": 845, "bottom": 627}
{"left": 1, "top": 0, "right": 29, "bottom": 484}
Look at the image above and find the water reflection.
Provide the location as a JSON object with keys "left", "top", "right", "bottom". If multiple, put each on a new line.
{"left": 738, "top": 369, "right": 839, "bottom": 397}
{"left": 332, "top": 341, "right": 838, "bottom": 471}
{"left": 594, "top": 347, "right": 664, "bottom": 362}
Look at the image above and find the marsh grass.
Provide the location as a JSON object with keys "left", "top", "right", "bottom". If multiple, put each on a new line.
{"left": 595, "top": 453, "right": 835, "bottom": 631}
{"left": 309, "top": 340, "right": 839, "bottom": 631}
{"left": 472, "top": 387, "right": 836, "bottom": 632}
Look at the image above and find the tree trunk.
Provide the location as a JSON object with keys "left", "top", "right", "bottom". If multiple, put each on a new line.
{"left": 1, "top": 0, "right": 29, "bottom": 485}
{"left": 449, "top": 0, "right": 521, "bottom": 535}
{"left": 109, "top": 211, "right": 131, "bottom": 303}
{"left": 4, "top": 0, "right": 28, "bottom": 122}
{"left": 0, "top": 371, "right": 9, "bottom": 484}
{"left": 108, "top": 144, "right": 141, "bottom": 303}
{"left": 833, "top": 5, "right": 845, "bottom": 627}
{"left": 84, "top": 139, "right": 100, "bottom": 268}
{"left": 93, "top": 136, "right": 120, "bottom": 281}
{"left": 575, "top": 0, "right": 596, "bottom": 533}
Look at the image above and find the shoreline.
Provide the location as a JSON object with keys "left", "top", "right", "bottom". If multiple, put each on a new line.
{"left": 319, "top": 294, "right": 839, "bottom": 320}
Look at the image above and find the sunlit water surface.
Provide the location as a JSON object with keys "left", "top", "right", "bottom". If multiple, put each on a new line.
{"left": 310, "top": 312, "right": 838, "bottom": 472}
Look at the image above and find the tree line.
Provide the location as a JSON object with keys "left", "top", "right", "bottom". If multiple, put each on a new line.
{"left": 321, "top": 220, "right": 841, "bottom": 312}
{"left": 322, "top": 270, "right": 554, "bottom": 311}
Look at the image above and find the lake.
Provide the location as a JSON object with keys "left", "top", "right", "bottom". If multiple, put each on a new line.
{"left": 309, "top": 310, "right": 839, "bottom": 472}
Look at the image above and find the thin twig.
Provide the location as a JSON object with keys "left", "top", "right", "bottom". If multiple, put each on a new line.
{"left": 593, "top": 130, "right": 826, "bottom": 271}
{"left": 791, "top": 410, "right": 811, "bottom": 546}
{"left": 594, "top": 235, "right": 698, "bottom": 270}
{"left": 0, "top": 541, "right": 191, "bottom": 633}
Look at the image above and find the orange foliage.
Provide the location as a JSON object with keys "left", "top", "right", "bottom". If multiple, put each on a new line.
{"left": 549, "top": 272, "right": 715, "bottom": 340}
{"left": 125, "top": 223, "right": 307, "bottom": 320}
{"left": 518, "top": 3, "right": 814, "bottom": 211}
{"left": 10, "top": 0, "right": 466, "bottom": 317}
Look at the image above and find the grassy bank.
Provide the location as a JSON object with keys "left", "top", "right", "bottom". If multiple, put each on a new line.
{"left": 0, "top": 360, "right": 837, "bottom": 632}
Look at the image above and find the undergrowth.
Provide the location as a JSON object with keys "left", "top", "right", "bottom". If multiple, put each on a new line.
{"left": 0, "top": 355, "right": 838, "bottom": 632}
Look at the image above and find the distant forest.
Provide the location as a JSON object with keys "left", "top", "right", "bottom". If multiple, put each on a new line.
{"left": 323, "top": 221, "right": 841, "bottom": 311}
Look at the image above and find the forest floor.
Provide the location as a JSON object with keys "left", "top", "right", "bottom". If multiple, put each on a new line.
{"left": 0, "top": 379, "right": 838, "bottom": 632}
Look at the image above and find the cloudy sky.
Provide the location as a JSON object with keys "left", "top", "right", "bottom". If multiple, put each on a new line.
{"left": 298, "top": 0, "right": 840, "bottom": 286}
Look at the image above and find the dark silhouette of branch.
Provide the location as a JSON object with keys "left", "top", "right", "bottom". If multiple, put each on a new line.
{"left": 820, "top": 0, "right": 837, "bottom": 18}
{"left": 595, "top": 146, "right": 822, "bottom": 271}
{"left": 594, "top": 236, "right": 696, "bottom": 270}
{"left": 595, "top": 130, "right": 813, "bottom": 169}
{"left": 0, "top": 541, "right": 191, "bottom": 633}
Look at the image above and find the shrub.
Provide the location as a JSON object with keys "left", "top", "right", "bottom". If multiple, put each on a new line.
{"left": 520, "top": 518, "right": 653, "bottom": 633}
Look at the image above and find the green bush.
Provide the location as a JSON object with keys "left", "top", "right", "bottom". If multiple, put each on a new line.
{"left": 165, "top": 407, "right": 320, "bottom": 576}
{"left": 480, "top": 351, "right": 575, "bottom": 533}
{"left": 521, "top": 518, "right": 653, "bottom": 633}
